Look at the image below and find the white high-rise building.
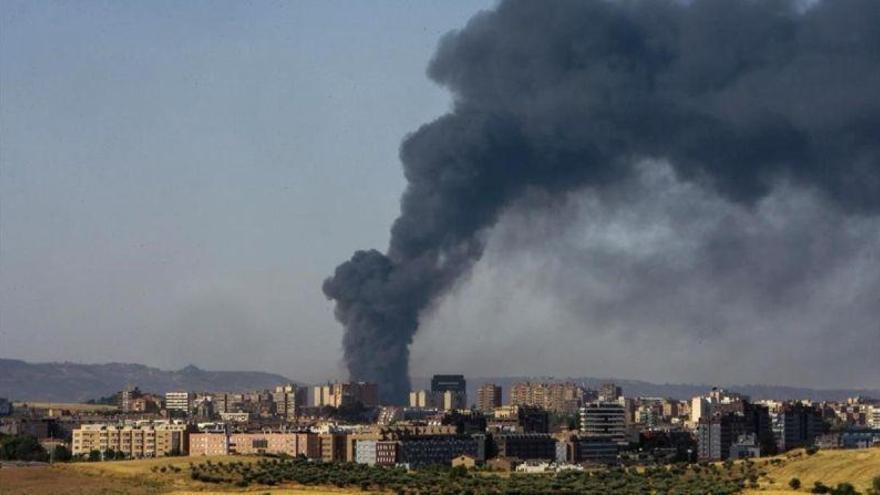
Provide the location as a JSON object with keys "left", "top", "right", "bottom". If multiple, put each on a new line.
{"left": 579, "top": 401, "right": 627, "bottom": 445}
{"left": 164, "top": 391, "right": 193, "bottom": 414}
{"left": 688, "top": 388, "right": 748, "bottom": 427}
{"left": 870, "top": 404, "right": 880, "bottom": 428}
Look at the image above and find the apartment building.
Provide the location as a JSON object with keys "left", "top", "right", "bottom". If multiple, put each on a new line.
{"left": 319, "top": 432, "right": 347, "bottom": 461}
{"left": 598, "top": 383, "right": 622, "bottom": 402}
{"left": 510, "top": 382, "right": 585, "bottom": 414}
{"left": 165, "top": 392, "right": 193, "bottom": 415}
{"left": 120, "top": 386, "right": 142, "bottom": 413}
{"left": 189, "top": 431, "right": 320, "bottom": 457}
{"left": 72, "top": 422, "right": 187, "bottom": 458}
{"left": 689, "top": 388, "right": 748, "bottom": 426}
{"left": 697, "top": 413, "right": 744, "bottom": 461}
{"left": 493, "top": 433, "right": 557, "bottom": 460}
{"left": 313, "top": 382, "right": 379, "bottom": 408}
{"left": 409, "top": 389, "right": 440, "bottom": 409}
{"left": 189, "top": 432, "right": 229, "bottom": 456}
{"left": 477, "top": 384, "right": 502, "bottom": 413}
{"left": 490, "top": 405, "right": 550, "bottom": 434}
{"left": 775, "top": 402, "right": 825, "bottom": 452}
{"left": 356, "top": 435, "right": 481, "bottom": 468}
{"left": 273, "top": 384, "right": 308, "bottom": 420}
{"left": 558, "top": 435, "right": 620, "bottom": 464}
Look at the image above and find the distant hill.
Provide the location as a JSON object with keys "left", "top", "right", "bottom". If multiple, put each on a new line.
{"left": 413, "top": 376, "right": 880, "bottom": 403}
{"left": 0, "top": 358, "right": 298, "bottom": 402}
{"left": 3, "top": 358, "right": 876, "bottom": 404}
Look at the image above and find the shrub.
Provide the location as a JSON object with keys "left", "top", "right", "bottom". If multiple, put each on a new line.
{"left": 0, "top": 435, "right": 50, "bottom": 463}
{"left": 812, "top": 481, "right": 830, "bottom": 494}
{"left": 790, "top": 477, "right": 801, "bottom": 489}
{"left": 50, "top": 445, "right": 72, "bottom": 462}
{"left": 806, "top": 446, "right": 819, "bottom": 456}
{"left": 831, "top": 482, "right": 858, "bottom": 495}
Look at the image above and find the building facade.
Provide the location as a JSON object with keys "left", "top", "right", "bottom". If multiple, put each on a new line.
{"left": 580, "top": 402, "right": 627, "bottom": 445}
{"left": 510, "top": 382, "right": 585, "bottom": 414}
{"left": 598, "top": 384, "right": 622, "bottom": 402}
{"left": 273, "top": 384, "right": 308, "bottom": 420}
{"left": 120, "top": 386, "right": 143, "bottom": 413}
{"left": 493, "top": 433, "right": 557, "bottom": 460}
{"left": 430, "top": 375, "right": 467, "bottom": 408}
{"left": 775, "top": 403, "right": 825, "bottom": 452}
{"left": 165, "top": 392, "right": 193, "bottom": 415}
{"left": 409, "top": 389, "right": 441, "bottom": 409}
{"left": 313, "top": 382, "right": 379, "bottom": 408}
{"left": 477, "top": 384, "right": 502, "bottom": 413}
{"left": 189, "top": 431, "right": 319, "bottom": 457}
{"left": 72, "top": 423, "right": 187, "bottom": 458}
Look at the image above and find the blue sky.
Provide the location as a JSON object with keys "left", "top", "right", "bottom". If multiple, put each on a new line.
{"left": 1, "top": 0, "right": 493, "bottom": 381}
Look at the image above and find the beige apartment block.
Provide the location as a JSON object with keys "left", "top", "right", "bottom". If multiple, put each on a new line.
{"left": 189, "top": 432, "right": 320, "bottom": 457}
{"left": 72, "top": 423, "right": 186, "bottom": 458}
{"left": 189, "top": 432, "right": 229, "bottom": 456}
{"left": 510, "top": 382, "right": 585, "bottom": 414}
{"left": 313, "top": 382, "right": 379, "bottom": 408}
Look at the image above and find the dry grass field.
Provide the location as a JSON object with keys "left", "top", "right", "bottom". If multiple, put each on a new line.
{"left": 745, "top": 447, "right": 880, "bottom": 494}
{"left": 164, "top": 490, "right": 363, "bottom": 495}
{"left": 2, "top": 448, "right": 877, "bottom": 494}
{"left": 0, "top": 463, "right": 163, "bottom": 494}
{"left": 0, "top": 456, "right": 363, "bottom": 495}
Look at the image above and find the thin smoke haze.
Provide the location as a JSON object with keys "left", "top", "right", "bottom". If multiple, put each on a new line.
{"left": 324, "top": 0, "right": 880, "bottom": 403}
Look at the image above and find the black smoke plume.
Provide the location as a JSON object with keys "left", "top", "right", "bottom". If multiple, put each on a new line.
{"left": 323, "top": 0, "right": 880, "bottom": 404}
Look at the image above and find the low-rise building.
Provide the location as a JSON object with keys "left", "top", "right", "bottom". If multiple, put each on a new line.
{"left": 72, "top": 422, "right": 187, "bottom": 458}
{"left": 398, "top": 436, "right": 481, "bottom": 468}
{"left": 189, "top": 431, "right": 319, "bottom": 457}
{"left": 493, "top": 433, "right": 557, "bottom": 461}
{"left": 451, "top": 454, "right": 479, "bottom": 469}
{"left": 355, "top": 439, "right": 378, "bottom": 465}
{"left": 558, "top": 435, "right": 620, "bottom": 464}
{"left": 189, "top": 432, "right": 229, "bottom": 456}
{"left": 319, "top": 432, "right": 348, "bottom": 462}
{"left": 218, "top": 411, "right": 250, "bottom": 423}
{"left": 729, "top": 433, "right": 761, "bottom": 459}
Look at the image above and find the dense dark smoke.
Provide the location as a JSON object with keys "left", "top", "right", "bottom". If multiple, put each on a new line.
{"left": 323, "top": 0, "right": 880, "bottom": 403}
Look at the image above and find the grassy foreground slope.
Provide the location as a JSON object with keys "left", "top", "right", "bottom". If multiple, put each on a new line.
{"left": 746, "top": 448, "right": 880, "bottom": 494}
{"left": 2, "top": 448, "right": 877, "bottom": 495}
{"left": 0, "top": 456, "right": 362, "bottom": 495}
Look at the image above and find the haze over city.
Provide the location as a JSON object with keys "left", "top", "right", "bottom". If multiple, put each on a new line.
{"left": 2, "top": 2, "right": 880, "bottom": 493}
{"left": 2, "top": 0, "right": 879, "bottom": 394}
